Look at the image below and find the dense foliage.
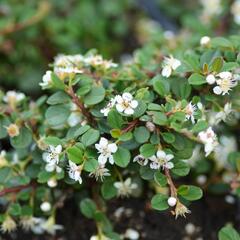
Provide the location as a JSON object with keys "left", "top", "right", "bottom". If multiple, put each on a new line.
{"left": 1, "top": 34, "right": 240, "bottom": 238}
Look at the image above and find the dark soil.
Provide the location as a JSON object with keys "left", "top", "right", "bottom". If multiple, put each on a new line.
{"left": 1, "top": 194, "right": 238, "bottom": 240}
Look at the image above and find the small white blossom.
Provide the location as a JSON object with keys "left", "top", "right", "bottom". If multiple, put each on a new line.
{"left": 68, "top": 160, "right": 83, "bottom": 184}
{"left": 149, "top": 150, "right": 174, "bottom": 170}
{"left": 115, "top": 93, "right": 138, "bottom": 115}
{"left": 213, "top": 71, "right": 238, "bottom": 95}
{"left": 95, "top": 137, "right": 118, "bottom": 165}
{"left": 198, "top": 127, "right": 218, "bottom": 156}
{"left": 40, "top": 70, "right": 52, "bottom": 88}
{"left": 84, "top": 54, "right": 117, "bottom": 69}
{"left": 161, "top": 55, "right": 181, "bottom": 78}
{"left": 3, "top": 91, "right": 25, "bottom": 107}
{"left": 168, "top": 197, "right": 177, "bottom": 207}
{"left": 124, "top": 228, "right": 140, "bottom": 240}
{"left": 133, "top": 154, "right": 148, "bottom": 166}
{"left": 40, "top": 202, "right": 51, "bottom": 212}
{"left": 47, "top": 178, "right": 57, "bottom": 188}
{"left": 20, "top": 216, "right": 36, "bottom": 231}
{"left": 206, "top": 74, "right": 216, "bottom": 85}
{"left": 185, "top": 223, "right": 196, "bottom": 235}
{"left": 100, "top": 98, "right": 116, "bottom": 116}
{"left": 200, "top": 36, "right": 211, "bottom": 46}
{"left": 114, "top": 178, "right": 137, "bottom": 198}
{"left": 89, "top": 164, "right": 110, "bottom": 181}
{"left": 185, "top": 102, "right": 197, "bottom": 124}
{"left": 31, "top": 217, "right": 63, "bottom": 235}
{"left": 215, "top": 102, "right": 234, "bottom": 124}
{"left": 43, "top": 145, "right": 62, "bottom": 172}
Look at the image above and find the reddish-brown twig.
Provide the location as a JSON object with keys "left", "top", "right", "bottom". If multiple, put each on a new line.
{"left": 121, "top": 119, "right": 139, "bottom": 133}
{"left": 0, "top": 184, "right": 32, "bottom": 197}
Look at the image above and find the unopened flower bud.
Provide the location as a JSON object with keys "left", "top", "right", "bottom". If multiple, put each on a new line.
{"left": 200, "top": 36, "right": 211, "bottom": 46}
{"left": 146, "top": 121, "right": 156, "bottom": 132}
{"left": 167, "top": 196, "right": 177, "bottom": 207}
{"left": 6, "top": 124, "right": 20, "bottom": 137}
{"left": 185, "top": 223, "right": 196, "bottom": 235}
{"left": 47, "top": 178, "right": 57, "bottom": 188}
{"left": 206, "top": 74, "right": 216, "bottom": 85}
{"left": 125, "top": 228, "right": 140, "bottom": 239}
{"left": 40, "top": 201, "right": 51, "bottom": 212}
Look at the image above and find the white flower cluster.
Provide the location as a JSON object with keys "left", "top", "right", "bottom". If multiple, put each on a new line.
{"left": 2, "top": 91, "right": 25, "bottom": 108}
{"left": 231, "top": 0, "right": 240, "bottom": 25}
{"left": 161, "top": 55, "right": 181, "bottom": 78}
{"left": 198, "top": 127, "right": 218, "bottom": 156}
{"left": 134, "top": 150, "right": 174, "bottom": 170}
{"left": 101, "top": 92, "right": 138, "bottom": 116}
{"left": 206, "top": 71, "right": 239, "bottom": 95}
{"left": 40, "top": 53, "right": 117, "bottom": 88}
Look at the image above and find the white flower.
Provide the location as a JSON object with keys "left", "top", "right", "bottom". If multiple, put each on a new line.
{"left": 133, "top": 154, "right": 148, "bottom": 166}
{"left": 89, "top": 164, "right": 110, "bottom": 181}
{"left": 40, "top": 70, "right": 52, "bottom": 88}
{"left": 1, "top": 216, "right": 17, "bottom": 233}
{"left": 20, "top": 216, "right": 36, "bottom": 231}
{"left": 185, "top": 102, "right": 197, "bottom": 124}
{"left": 198, "top": 127, "right": 218, "bottom": 156}
{"left": 200, "top": 36, "right": 211, "bottom": 46}
{"left": 114, "top": 178, "right": 138, "bottom": 198}
{"left": 95, "top": 137, "right": 118, "bottom": 165}
{"left": 43, "top": 145, "right": 62, "bottom": 172}
{"left": 115, "top": 93, "right": 138, "bottom": 115}
{"left": 145, "top": 121, "right": 156, "bottom": 132}
{"left": 168, "top": 197, "right": 177, "bottom": 207}
{"left": 185, "top": 223, "right": 196, "bottom": 235}
{"left": 215, "top": 102, "right": 234, "bottom": 124}
{"left": 206, "top": 74, "right": 216, "bottom": 85}
{"left": 68, "top": 160, "right": 83, "bottom": 184}
{"left": 40, "top": 202, "right": 51, "bottom": 212}
{"left": 3, "top": 91, "right": 25, "bottom": 107}
{"left": 31, "top": 217, "right": 63, "bottom": 235}
{"left": 213, "top": 71, "right": 238, "bottom": 95}
{"left": 84, "top": 54, "right": 117, "bottom": 69}
{"left": 149, "top": 150, "right": 174, "bottom": 170}
{"left": 124, "top": 228, "right": 140, "bottom": 240}
{"left": 161, "top": 55, "right": 181, "bottom": 78}
{"left": 100, "top": 97, "right": 116, "bottom": 116}
{"left": 231, "top": 0, "right": 240, "bottom": 24}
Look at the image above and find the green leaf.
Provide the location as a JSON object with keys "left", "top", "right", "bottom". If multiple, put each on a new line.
{"left": 161, "top": 132, "right": 175, "bottom": 143}
{"left": 8, "top": 203, "right": 22, "bottom": 216}
{"left": 177, "top": 185, "right": 203, "bottom": 201}
{"left": 113, "top": 147, "right": 131, "bottom": 167}
{"left": 119, "top": 132, "right": 133, "bottom": 141}
{"left": 154, "top": 172, "right": 167, "bottom": 187}
{"left": 140, "top": 166, "right": 155, "bottom": 180}
{"left": 47, "top": 91, "right": 70, "bottom": 105}
{"left": 10, "top": 127, "right": 32, "bottom": 149}
{"left": 218, "top": 225, "right": 240, "bottom": 240}
{"left": 0, "top": 167, "right": 11, "bottom": 183}
{"left": 45, "top": 105, "right": 70, "bottom": 126}
{"left": 171, "top": 161, "right": 190, "bottom": 176}
{"left": 67, "top": 145, "right": 84, "bottom": 164}
{"left": 151, "top": 193, "right": 169, "bottom": 211}
{"left": 84, "top": 86, "right": 105, "bottom": 105}
{"left": 0, "top": 116, "right": 11, "bottom": 139}
{"left": 84, "top": 158, "right": 98, "bottom": 172}
{"left": 37, "top": 171, "right": 52, "bottom": 183}
{"left": 79, "top": 198, "right": 97, "bottom": 219}
{"left": 191, "top": 120, "right": 208, "bottom": 133}
{"left": 188, "top": 73, "right": 206, "bottom": 85}
{"left": 140, "top": 144, "right": 156, "bottom": 158}
{"left": 101, "top": 181, "right": 117, "bottom": 199}
{"left": 51, "top": 73, "right": 66, "bottom": 90}
{"left": 81, "top": 129, "right": 100, "bottom": 146}
{"left": 133, "top": 126, "right": 150, "bottom": 143}
{"left": 153, "top": 75, "right": 170, "bottom": 96}
{"left": 211, "top": 57, "right": 223, "bottom": 72}
{"left": 152, "top": 112, "right": 168, "bottom": 126}
{"left": 211, "top": 37, "right": 233, "bottom": 49}
{"left": 107, "top": 110, "right": 123, "bottom": 129}
{"left": 43, "top": 136, "right": 62, "bottom": 146}
{"left": 74, "top": 125, "right": 91, "bottom": 138}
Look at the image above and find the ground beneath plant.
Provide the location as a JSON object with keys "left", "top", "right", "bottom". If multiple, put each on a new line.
{"left": 2, "top": 194, "right": 239, "bottom": 240}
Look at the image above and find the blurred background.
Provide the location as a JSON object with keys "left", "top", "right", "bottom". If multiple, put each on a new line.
{"left": 0, "top": 0, "right": 238, "bottom": 95}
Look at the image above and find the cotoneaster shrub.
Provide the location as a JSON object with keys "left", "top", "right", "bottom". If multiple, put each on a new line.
{"left": 0, "top": 36, "right": 240, "bottom": 239}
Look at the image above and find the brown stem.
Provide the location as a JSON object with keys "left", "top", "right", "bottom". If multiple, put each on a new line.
{"left": 164, "top": 168, "right": 177, "bottom": 198}
{"left": 0, "top": 184, "right": 33, "bottom": 197}
{"left": 121, "top": 119, "right": 139, "bottom": 133}
{"left": 67, "top": 86, "right": 96, "bottom": 126}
